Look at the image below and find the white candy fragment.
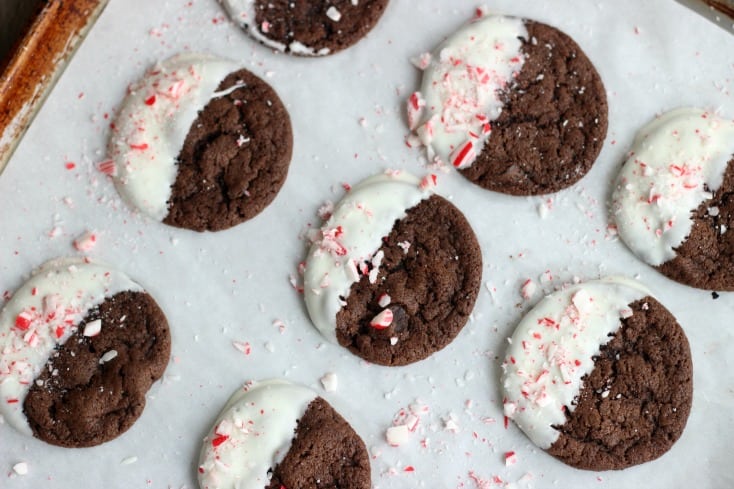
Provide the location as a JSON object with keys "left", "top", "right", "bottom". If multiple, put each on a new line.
{"left": 386, "top": 425, "right": 410, "bottom": 446}
{"left": 99, "top": 350, "right": 118, "bottom": 364}
{"left": 320, "top": 372, "right": 338, "bottom": 392}
{"left": 83, "top": 319, "right": 102, "bottom": 337}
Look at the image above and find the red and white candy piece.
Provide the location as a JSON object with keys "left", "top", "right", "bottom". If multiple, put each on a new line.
{"left": 407, "top": 92, "right": 426, "bottom": 131}
{"left": 370, "top": 309, "right": 393, "bottom": 330}
{"left": 73, "top": 231, "right": 98, "bottom": 252}
{"left": 450, "top": 140, "right": 477, "bottom": 169}
{"left": 386, "top": 425, "right": 410, "bottom": 446}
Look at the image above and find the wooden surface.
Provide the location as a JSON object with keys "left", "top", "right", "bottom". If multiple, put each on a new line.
{"left": 0, "top": 0, "right": 110, "bottom": 176}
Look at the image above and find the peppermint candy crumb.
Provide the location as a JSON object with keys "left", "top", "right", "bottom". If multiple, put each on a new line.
{"left": 386, "top": 425, "right": 410, "bottom": 446}
{"left": 320, "top": 372, "right": 338, "bottom": 392}
{"left": 73, "top": 231, "right": 98, "bottom": 252}
{"left": 520, "top": 279, "right": 537, "bottom": 300}
{"left": 121, "top": 456, "right": 138, "bottom": 465}
{"left": 99, "top": 350, "right": 118, "bottom": 364}
{"left": 326, "top": 6, "right": 342, "bottom": 22}
{"left": 83, "top": 319, "right": 102, "bottom": 337}
{"left": 370, "top": 309, "right": 393, "bottom": 330}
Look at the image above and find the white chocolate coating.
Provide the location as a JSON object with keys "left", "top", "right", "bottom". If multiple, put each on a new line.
{"left": 612, "top": 108, "right": 734, "bottom": 266}
{"left": 501, "top": 277, "right": 650, "bottom": 449}
{"left": 304, "top": 172, "right": 433, "bottom": 343}
{"left": 409, "top": 15, "right": 527, "bottom": 168}
{"left": 108, "top": 53, "right": 241, "bottom": 221}
{"left": 197, "top": 380, "right": 317, "bottom": 489}
{"left": 0, "top": 258, "right": 142, "bottom": 436}
{"left": 221, "top": 0, "right": 330, "bottom": 56}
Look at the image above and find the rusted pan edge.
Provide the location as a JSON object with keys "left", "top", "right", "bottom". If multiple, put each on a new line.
{"left": 0, "top": 0, "right": 111, "bottom": 176}
{"left": 676, "top": 0, "right": 734, "bottom": 33}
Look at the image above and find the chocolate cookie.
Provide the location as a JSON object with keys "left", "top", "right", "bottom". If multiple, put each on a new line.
{"left": 198, "top": 380, "right": 370, "bottom": 489}
{"left": 108, "top": 52, "right": 293, "bottom": 232}
{"left": 304, "top": 172, "right": 482, "bottom": 366}
{"left": 220, "top": 0, "right": 389, "bottom": 56}
{"left": 502, "top": 278, "right": 692, "bottom": 471}
{"left": 0, "top": 259, "right": 170, "bottom": 448}
{"left": 612, "top": 108, "right": 734, "bottom": 290}
{"left": 407, "top": 13, "right": 607, "bottom": 195}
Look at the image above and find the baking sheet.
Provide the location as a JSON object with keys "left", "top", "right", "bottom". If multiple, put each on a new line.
{"left": 1, "top": 0, "right": 733, "bottom": 487}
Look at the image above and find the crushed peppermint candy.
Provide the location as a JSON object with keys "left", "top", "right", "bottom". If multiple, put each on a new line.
{"left": 320, "top": 372, "right": 338, "bottom": 392}
{"left": 96, "top": 159, "right": 117, "bottom": 176}
{"left": 520, "top": 279, "right": 537, "bottom": 300}
{"left": 419, "top": 174, "right": 438, "bottom": 190}
{"left": 73, "top": 230, "right": 98, "bottom": 252}
{"left": 386, "top": 425, "right": 410, "bottom": 446}
{"left": 83, "top": 319, "right": 102, "bottom": 337}
{"left": 368, "top": 250, "right": 384, "bottom": 284}
{"left": 12, "top": 462, "right": 28, "bottom": 476}
{"left": 410, "top": 52, "right": 432, "bottom": 70}
{"left": 121, "top": 456, "right": 138, "bottom": 465}
{"left": 99, "top": 350, "right": 118, "bottom": 364}
{"left": 326, "top": 6, "right": 342, "bottom": 22}
{"left": 370, "top": 309, "right": 393, "bottom": 329}
{"left": 233, "top": 341, "right": 252, "bottom": 355}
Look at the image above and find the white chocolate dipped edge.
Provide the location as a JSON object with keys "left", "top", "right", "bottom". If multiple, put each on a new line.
{"left": 0, "top": 258, "right": 142, "bottom": 436}
{"left": 407, "top": 14, "right": 527, "bottom": 169}
{"left": 612, "top": 108, "right": 734, "bottom": 266}
{"left": 501, "top": 277, "right": 650, "bottom": 449}
{"left": 198, "top": 379, "right": 317, "bottom": 489}
{"left": 220, "top": 0, "right": 330, "bottom": 56}
{"left": 108, "top": 52, "right": 242, "bottom": 221}
{"left": 303, "top": 171, "right": 435, "bottom": 344}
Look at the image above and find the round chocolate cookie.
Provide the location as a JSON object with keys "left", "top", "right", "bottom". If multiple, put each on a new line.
{"left": 198, "top": 380, "right": 370, "bottom": 489}
{"left": 220, "top": 0, "right": 389, "bottom": 56}
{"left": 612, "top": 108, "right": 734, "bottom": 290}
{"left": 304, "top": 172, "right": 482, "bottom": 366}
{"left": 502, "top": 278, "right": 692, "bottom": 471}
{"left": 0, "top": 259, "right": 171, "bottom": 448}
{"left": 163, "top": 68, "right": 293, "bottom": 231}
{"left": 108, "top": 53, "right": 293, "bottom": 232}
{"left": 336, "top": 194, "right": 482, "bottom": 366}
{"left": 408, "top": 14, "right": 607, "bottom": 195}
{"left": 25, "top": 291, "right": 170, "bottom": 448}
{"left": 547, "top": 296, "right": 692, "bottom": 470}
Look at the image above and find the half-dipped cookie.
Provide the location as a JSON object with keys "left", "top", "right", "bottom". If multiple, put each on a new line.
{"left": 304, "top": 172, "right": 482, "bottom": 366}
{"left": 612, "top": 108, "right": 734, "bottom": 290}
{"left": 220, "top": 0, "right": 389, "bottom": 56}
{"left": 0, "top": 259, "right": 170, "bottom": 447}
{"left": 501, "top": 277, "right": 692, "bottom": 470}
{"left": 108, "top": 53, "right": 293, "bottom": 232}
{"left": 407, "top": 12, "right": 607, "bottom": 195}
{"left": 198, "top": 379, "right": 370, "bottom": 489}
